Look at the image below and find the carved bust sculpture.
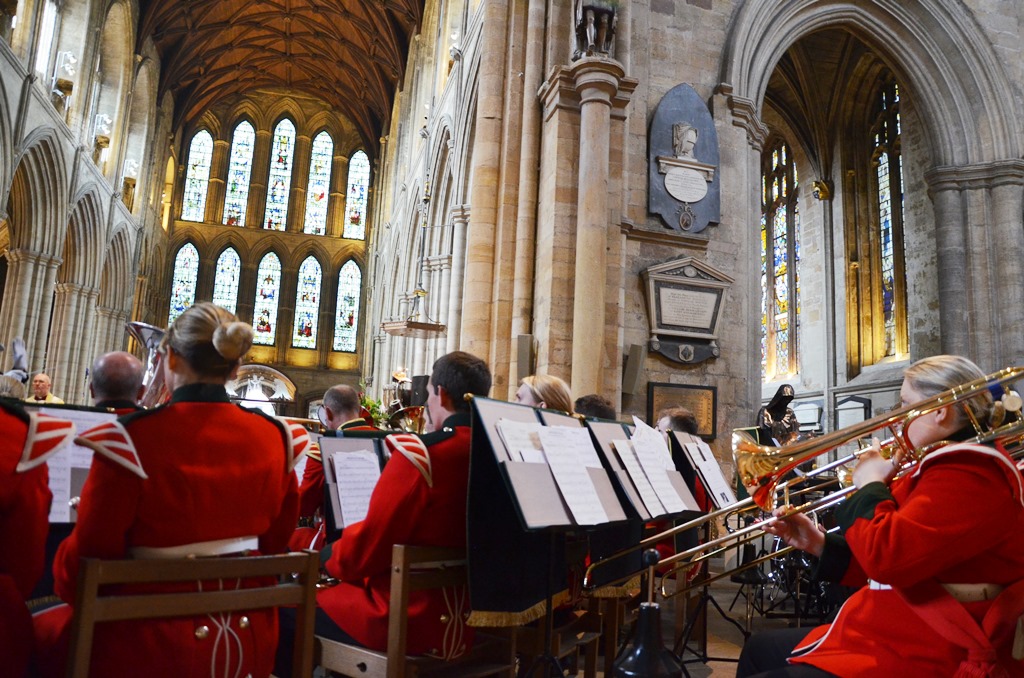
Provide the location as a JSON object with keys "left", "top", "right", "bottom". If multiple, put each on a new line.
{"left": 673, "top": 123, "right": 698, "bottom": 159}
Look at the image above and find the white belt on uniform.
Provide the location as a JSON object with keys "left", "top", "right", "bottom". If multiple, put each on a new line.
{"left": 868, "top": 579, "right": 1005, "bottom": 603}
{"left": 129, "top": 536, "right": 259, "bottom": 559}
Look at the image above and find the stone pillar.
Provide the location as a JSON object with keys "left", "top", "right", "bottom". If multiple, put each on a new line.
{"left": 206, "top": 138, "right": 231, "bottom": 225}
{"left": 0, "top": 250, "right": 61, "bottom": 374}
{"left": 246, "top": 129, "right": 273, "bottom": 230}
{"left": 289, "top": 133, "right": 312, "bottom": 233}
{"left": 48, "top": 282, "right": 99, "bottom": 402}
{"left": 329, "top": 154, "right": 350, "bottom": 238}
{"left": 434, "top": 254, "right": 452, "bottom": 363}
{"left": 568, "top": 57, "right": 630, "bottom": 397}
{"left": 990, "top": 175, "right": 1024, "bottom": 365}
{"left": 446, "top": 206, "right": 470, "bottom": 353}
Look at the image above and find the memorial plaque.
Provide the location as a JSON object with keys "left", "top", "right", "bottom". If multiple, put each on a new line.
{"left": 659, "top": 287, "right": 717, "bottom": 330}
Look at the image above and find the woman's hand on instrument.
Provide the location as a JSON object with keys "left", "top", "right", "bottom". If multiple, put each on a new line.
{"left": 763, "top": 506, "right": 825, "bottom": 557}
{"left": 853, "top": 437, "right": 897, "bottom": 488}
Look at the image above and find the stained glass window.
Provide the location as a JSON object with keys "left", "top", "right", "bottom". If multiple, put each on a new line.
{"left": 223, "top": 121, "right": 255, "bottom": 226}
{"left": 333, "top": 261, "right": 361, "bottom": 352}
{"left": 343, "top": 151, "right": 370, "bottom": 239}
{"left": 760, "top": 139, "right": 800, "bottom": 380}
{"left": 212, "top": 247, "right": 241, "bottom": 314}
{"left": 264, "top": 119, "right": 296, "bottom": 231}
{"left": 304, "top": 131, "right": 334, "bottom": 235}
{"left": 872, "top": 80, "right": 905, "bottom": 358}
{"left": 253, "top": 253, "right": 282, "bottom": 345}
{"left": 181, "top": 131, "right": 213, "bottom": 221}
{"left": 168, "top": 243, "right": 199, "bottom": 324}
{"left": 292, "top": 256, "right": 322, "bottom": 348}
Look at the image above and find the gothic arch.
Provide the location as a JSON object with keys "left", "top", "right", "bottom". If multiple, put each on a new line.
{"left": 225, "top": 100, "right": 267, "bottom": 133}
{"left": 7, "top": 129, "right": 69, "bottom": 257}
{"left": 60, "top": 188, "right": 105, "bottom": 287}
{"left": 123, "top": 56, "right": 158, "bottom": 213}
{"left": 93, "top": 0, "right": 135, "bottom": 179}
{"left": 721, "top": 0, "right": 1021, "bottom": 165}
{"left": 0, "top": 75, "right": 10, "bottom": 199}
{"left": 207, "top": 230, "right": 251, "bottom": 262}
{"left": 289, "top": 241, "right": 332, "bottom": 273}
{"left": 265, "top": 101, "right": 306, "bottom": 133}
{"left": 98, "top": 225, "right": 134, "bottom": 310}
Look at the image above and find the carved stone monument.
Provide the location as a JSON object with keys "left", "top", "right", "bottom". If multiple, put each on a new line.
{"left": 648, "top": 84, "right": 720, "bottom": 234}
{"left": 642, "top": 257, "right": 733, "bottom": 365}
{"left": 573, "top": 0, "right": 617, "bottom": 59}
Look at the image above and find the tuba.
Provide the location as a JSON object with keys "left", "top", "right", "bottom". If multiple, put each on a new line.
{"left": 126, "top": 321, "right": 169, "bottom": 408}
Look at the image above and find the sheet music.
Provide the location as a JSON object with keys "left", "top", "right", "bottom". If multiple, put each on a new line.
{"left": 538, "top": 427, "right": 608, "bottom": 525}
{"left": 631, "top": 416, "right": 675, "bottom": 469}
{"left": 629, "top": 418, "right": 688, "bottom": 513}
{"left": 612, "top": 439, "right": 665, "bottom": 517}
{"left": 40, "top": 408, "right": 118, "bottom": 522}
{"left": 683, "top": 440, "right": 737, "bottom": 509}
{"left": 330, "top": 451, "right": 381, "bottom": 527}
{"left": 496, "top": 419, "right": 545, "bottom": 463}
{"left": 539, "top": 424, "right": 604, "bottom": 469}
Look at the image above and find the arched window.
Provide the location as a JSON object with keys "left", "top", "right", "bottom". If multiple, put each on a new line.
{"left": 292, "top": 256, "right": 322, "bottom": 348}
{"left": 212, "top": 247, "right": 241, "bottom": 314}
{"left": 168, "top": 243, "right": 199, "bottom": 324}
{"left": 343, "top": 150, "right": 370, "bottom": 239}
{"left": 761, "top": 139, "right": 800, "bottom": 380}
{"left": 223, "top": 121, "right": 255, "bottom": 226}
{"left": 872, "top": 80, "right": 906, "bottom": 359}
{"left": 333, "top": 260, "right": 361, "bottom": 352}
{"left": 304, "top": 131, "right": 334, "bottom": 235}
{"left": 253, "top": 252, "right": 282, "bottom": 345}
{"left": 181, "top": 131, "right": 213, "bottom": 221}
{"left": 264, "top": 118, "right": 296, "bottom": 230}
{"left": 33, "top": 0, "right": 58, "bottom": 78}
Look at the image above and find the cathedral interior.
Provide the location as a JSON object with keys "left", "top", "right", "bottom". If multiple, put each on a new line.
{"left": 2, "top": 0, "right": 1023, "bottom": 471}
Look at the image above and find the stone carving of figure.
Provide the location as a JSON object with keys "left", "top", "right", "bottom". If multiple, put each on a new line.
{"left": 574, "top": 0, "right": 617, "bottom": 58}
{"left": 673, "top": 123, "right": 698, "bottom": 159}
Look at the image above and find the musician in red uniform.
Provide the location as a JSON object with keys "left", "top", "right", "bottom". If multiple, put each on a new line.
{"left": 0, "top": 400, "right": 74, "bottom": 677}
{"left": 739, "top": 355, "right": 1024, "bottom": 677}
{"left": 290, "top": 383, "right": 378, "bottom": 552}
{"left": 33, "top": 302, "right": 304, "bottom": 678}
{"left": 88, "top": 351, "right": 145, "bottom": 414}
{"left": 275, "top": 351, "right": 491, "bottom": 675}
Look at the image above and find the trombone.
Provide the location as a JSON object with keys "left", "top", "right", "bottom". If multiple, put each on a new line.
{"left": 583, "top": 365, "right": 1024, "bottom": 592}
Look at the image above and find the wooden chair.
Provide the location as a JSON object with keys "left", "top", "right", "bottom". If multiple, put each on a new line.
{"left": 511, "top": 607, "right": 602, "bottom": 678}
{"left": 66, "top": 551, "right": 319, "bottom": 678}
{"left": 316, "top": 545, "right": 515, "bottom": 678}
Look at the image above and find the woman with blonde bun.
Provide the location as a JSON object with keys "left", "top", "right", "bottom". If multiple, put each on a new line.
{"left": 515, "top": 374, "right": 574, "bottom": 414}
{"left": 33, "top": 303, "right": 304, "bottom": 678}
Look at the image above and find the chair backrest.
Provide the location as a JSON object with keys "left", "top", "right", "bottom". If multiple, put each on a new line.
{"left": 386, "top": 545, "right": 467, "bottom": 674}
{"left": 66, "top": 551, "right": 319, "bottom": 678}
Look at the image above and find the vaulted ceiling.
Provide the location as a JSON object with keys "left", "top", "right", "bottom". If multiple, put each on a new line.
{"left": 139, "top": 0, "right": 424, "bottom": 150}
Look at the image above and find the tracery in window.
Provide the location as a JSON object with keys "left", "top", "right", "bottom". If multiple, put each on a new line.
{"left": 333, "top": 260, "right": 361, "bottom": 352}
{"left": 343, "top": 150, "right": 370, "bottom": 239}
{"left": 223, "top": 121, "right": 255, "bottom": 226}
{"left": 181, "top": 131, "right": 213, "bottom": 222}
{"left": 292, "top": 256, "right": 322, "bottom": 348}
{"left": 212, "top": 247, "right": 241, "bottom": 315}
{"left": 264, "top": 118, "right": 296, "bottom": 231}
{"left": 253, "top": 253, "right": 282, "bottom": 345}
{"left": 872, "top": 80, "right": 906, "bottom": 358}
{"left": 168, "top": 243, "right": 199, "bottom": 324}
{"left": 304, "top": 131, "right": 334, "bottom": 235}
{"left": 760, "top": 140, "right": 800, "bottom": 380}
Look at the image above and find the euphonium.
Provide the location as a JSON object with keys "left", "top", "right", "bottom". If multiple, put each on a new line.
{"left": 126, "top": 321, "right": 169, "bottom": 408}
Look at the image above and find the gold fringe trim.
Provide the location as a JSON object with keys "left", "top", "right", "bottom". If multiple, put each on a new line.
{"left": 589, "top": 575, "right": 642, "bottom": 598}
{"left": 26, "top": 595, "right": 61, "bottom": 611}
{"left": 466, "top": 590, "right": 570, "bottom": 628}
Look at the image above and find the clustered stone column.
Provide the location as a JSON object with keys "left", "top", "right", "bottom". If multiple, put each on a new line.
{"left": 445, "top": 206, "right": 470, "bottom": 354}
{"left": 0, "top": 249, "right": 60, "bottom": 376}
{"left": 47, "top": 282, "right": 100, "bottom": 401}
{"left": 246, "top": 129, "right": 273, "bottom": 229}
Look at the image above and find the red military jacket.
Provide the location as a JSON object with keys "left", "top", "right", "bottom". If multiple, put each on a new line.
{"left": 0, "top": 402, "right": 74, "bottom": 677}
{"left": 35, "top": 383, "right": 304, "bottom": 678}
{"left": 317, "top": 413, "right": 473, "bottom": 658}
{"left": 790, "top": 440, "right": 1024, "bottom": 676}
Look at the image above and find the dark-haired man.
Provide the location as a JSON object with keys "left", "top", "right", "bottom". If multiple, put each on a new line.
{"left": 276, "top": 352, "right": 491, "bottom": 673}
{"left": 89, "top": 352, "right": 145, "bottom": 413}
{"left": 574, "top": 393, "right": 616, "bottom": 420}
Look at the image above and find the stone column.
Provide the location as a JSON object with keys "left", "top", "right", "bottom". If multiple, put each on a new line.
{"left": 0, "top": 250, "right": 61, "bottom": 374}
{"left": 434, "top": 254, "right": 452, "bottom": 362}
{"left": 568, "top": 57, "right": 630, "bottom": 397}
{"left": 206, "top": 138, "right": 231, "bottom": 224}
{"left": 47, "top": 282, "right": 84, "bottom": 401}
{"left": 990, "top": 173, "right": 1024, "bottom": 365}
{"left": 289, "top": 133, "right": 312, "bottom": 233}
{"left": 925, "top": 174, "right": 969, "bottom": 358}
{"left": 446, "top": 206, "right": 470, "bottom": 353}
{"left": 246, "top": 129, "right": 273, "bottom": 230}
{"left": 329, "top": 154, "right": 350, "bottom": 238}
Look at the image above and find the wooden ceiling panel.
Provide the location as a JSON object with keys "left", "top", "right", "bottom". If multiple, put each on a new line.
{"left": 140, "top": 0, "right": 423, "bottom": 150}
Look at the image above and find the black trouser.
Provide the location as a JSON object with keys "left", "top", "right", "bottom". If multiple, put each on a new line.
{"left": 273, "top": 605, "right": 359, "bottom": 677}
{"left": 737, "top": 627, "right": 837, "bottom": 678}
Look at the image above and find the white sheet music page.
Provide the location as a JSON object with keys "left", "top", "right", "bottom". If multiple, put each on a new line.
{"left": 496, "top": 419, "right": 545, "bottom": 463}
{"left": 537, "top": 427, "right": 608, "bottom": 525}
{"left": 330, "top": 451, "right": 381, "bottom": 527}
{"left": 629, "top": 418, "right": 687, "bottom": 514}
{"left": 612, "top": 439, "right": 665, "bottom": 517}
{"left": 41, "top": 407, "right": 117, "bottom": 522}
{"left": 684, "top": 441, "right": 737, "bottom": 509}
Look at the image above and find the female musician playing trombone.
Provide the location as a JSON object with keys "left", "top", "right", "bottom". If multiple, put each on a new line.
{"left": 33, "top": 303, "right": 302, "bottom": 678}
{"left": 738, "top": 355, "right": 1024, "bottom": 677}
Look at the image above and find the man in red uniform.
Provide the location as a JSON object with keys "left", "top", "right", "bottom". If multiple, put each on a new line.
{"left": 275, "top": 351, "right": 491, "bottom": 674}
{"left": 0, "top": 401, "right": 74, "bottom": 677}
{"left": 290, "top": 383, "right": 379, "bottom": 551}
